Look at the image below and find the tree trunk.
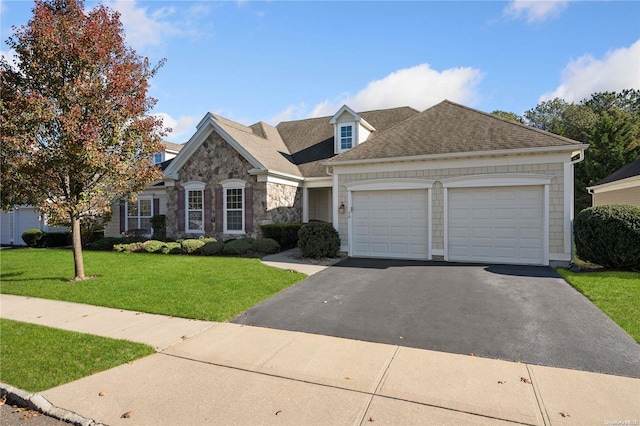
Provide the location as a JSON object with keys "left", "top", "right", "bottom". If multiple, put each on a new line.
{"left": 71, "top": 216, "right": 85, "bottom": 281}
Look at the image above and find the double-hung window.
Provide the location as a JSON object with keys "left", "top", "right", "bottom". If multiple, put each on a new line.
{"left": 340, "top": 125, "right": 353, "bottom": 150}
{"left": 127, "top": 197, "right": 153, "bottom": 234}
{"left": 221, "top": 180, "right": 245, "bottom": 233}
{"left": 187, "top": 189, "right": 204, "bottom": 232}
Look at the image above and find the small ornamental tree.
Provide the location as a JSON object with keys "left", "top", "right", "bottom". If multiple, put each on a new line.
{"left": 0, "top": 0, "right": 167, "bottom": 281}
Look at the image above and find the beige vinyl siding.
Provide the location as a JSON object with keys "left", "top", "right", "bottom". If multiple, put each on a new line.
{"left": 593, "top": 186, "right": 640, "bottom": 206}
{"left": 336, "top": 160, "right": 566, "bottom": 258}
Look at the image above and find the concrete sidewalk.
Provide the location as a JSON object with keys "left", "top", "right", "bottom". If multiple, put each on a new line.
{"left": 1, "top": 294, "right": 638, "bottom": 425}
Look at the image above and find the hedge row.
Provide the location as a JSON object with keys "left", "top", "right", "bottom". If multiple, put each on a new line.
{"left": 574, "top": 205, "right": 640, "bottom": 270}
{"left": 110, "top": 237, "right": 281, "bottom": 256}
{"left": 21, "top": 229, "right": 103, "bottom": 248}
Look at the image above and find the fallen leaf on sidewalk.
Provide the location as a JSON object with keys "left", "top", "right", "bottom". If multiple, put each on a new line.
{"left": 121, "top": 411, "right": 132, "bottom": 418}
{"left": 0, "top": 393, "right": 6, "bottom": 405}
{"left": 127, "top": 360, "right": 136, "bottom": 365}
{"left": 275, "top": 410, "right": 282, "bottom": 416}
{"left": 497, "top": 380, "right": 507, "bottom": 384}
{"left": 181, "top": 335, "right": 188, "bottom": 340}
{"left": 520, "top": 377, "right": 532, "bottom": 384}
{"left": 560, "top": 412, "right": 570, "bottom": 418}
{"left": 468, "top": 353, "right": 475, "bottom": 357}
{"left": 345, "top": 377, "right": 354, "bottom": 380}
{"left": 98, "top": 391, "right": 106, "bottom": 396}
{"left": 368, "top": 416, "right": 375, "bottom": 422}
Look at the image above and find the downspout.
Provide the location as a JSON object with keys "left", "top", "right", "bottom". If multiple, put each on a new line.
{"left": 568, "top": 150, "right": 586, "bottom": 268}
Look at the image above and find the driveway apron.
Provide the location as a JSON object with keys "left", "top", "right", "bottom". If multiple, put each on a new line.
{"left": 232, "top": 258, "right": 640, "bottom": 378}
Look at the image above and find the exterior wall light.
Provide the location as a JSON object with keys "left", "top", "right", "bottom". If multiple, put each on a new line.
{"left": 338, "top": 202, "right": 346, "bottom": 214}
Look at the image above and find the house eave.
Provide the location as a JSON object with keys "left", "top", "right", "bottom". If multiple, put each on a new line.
{"left": 324, "top": 144, "right": 589, "bottom": 167}
{"left": 587, "top": 175, "right": 640, "bottom": 193}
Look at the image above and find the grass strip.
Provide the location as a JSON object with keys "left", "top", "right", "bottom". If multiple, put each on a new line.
{"left": 0, "top": 319, "right": 154, "bottom": 392}
{"left": 557, "top": 269, "right": 640, "bottom": 342}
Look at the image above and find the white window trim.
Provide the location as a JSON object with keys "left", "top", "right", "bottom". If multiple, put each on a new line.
{"left": 336, "top": 123, "right": 355, "bottom": 154}
{"left": 153, "top": 152, "right": 164, "bottom": 164}
{"left": 125, "top": 196, "right": 154, "bottom": 235}
{"left": 184, "top": 181, "right": 205, "bottom": 234}
{"left": 221, "top": 179, "right": 246, "bottom": 234}
{"left": 441, "top": 174, "right": 552, "bottom": 266}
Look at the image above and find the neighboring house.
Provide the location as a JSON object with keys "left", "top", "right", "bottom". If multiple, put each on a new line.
{"left": 0, "top": 206, "right": 67, "bottom": 246}
{"left": 105, "top": 100, "right": 588, "bottom": 266}
{"left": 587, "top": 158, "right": 640, "bottom": 207}
{"left": 0, "top": 142, "right": 180, "bottom": 246}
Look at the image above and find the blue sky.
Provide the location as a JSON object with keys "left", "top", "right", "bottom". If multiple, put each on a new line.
{"left": 2, "top": 1, "right": 639, "bottom": 142}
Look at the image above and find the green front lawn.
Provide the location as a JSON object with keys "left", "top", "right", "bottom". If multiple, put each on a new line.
{"left": 557, "top": 269, "right": 640, "bottom": 342}
{"left": 0, "top": 249, "right": 306, "bottom": 321}
{"left": 0, "top": 319, "right": 154, "bottom": 392}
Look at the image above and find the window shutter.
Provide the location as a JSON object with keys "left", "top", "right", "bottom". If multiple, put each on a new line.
{"left": 119, "top": 202, "right": 126, "bottom": 233}
{"left": 177, "top": 189, "right": 185, "bottom": 232}
{"left": 215, "top": 187, "right": 223, "bottom": 233}
{"left": 153, "top": 198, "right": 160, "bottom": 216}
{"left": 244, "top": 187, "right": 254, "bottom": 233}
{"left": 204, "top": 188, "right": 212, "bottom": 232}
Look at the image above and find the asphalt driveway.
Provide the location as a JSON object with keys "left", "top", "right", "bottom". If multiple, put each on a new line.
{"left": 232, "top": 258, "right": 640, "bottom": 378}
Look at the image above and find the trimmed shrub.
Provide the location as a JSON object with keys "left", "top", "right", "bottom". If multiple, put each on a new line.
{"left": 43, "top": 232, "right": 70, "bottom": 247}
{"left": 298, "top": 222, "right": 340, "bottom": 259}
{"left": 150, "top": 215, "right": 166, "bottom": 241}
{"left": 88, "top": 237, "right": 124, "bottom": 251}
{"left": 113, "top": 242, "right": 144, "bottom": 253}
{"left": 22, "top": 229, "right": 44, "bottom": 247}
{"left": 143, "top": 240, "right": 166, "bottom": 253}
{"left": 261, "top": 223, "right": 302, "bottom": 250}
{"left": 222, "top": 238, "right": 254, "bottom": 255}
{"left": 574, "top": 205, "right": 640, "bottom": 269}
{"left": 253, "top": 238, "right": 281, "bottom": 254}
{"left": 181, "top": 239, "right": 205, "bottom": 254}
{"left": 201, "top": 237, "right": 217, "bottom": 243}
{"left": 201, "top": 241, "right": 225, "bottom": 256}
{"left": 161, "top": 242, "right": 182, "bottom": 254}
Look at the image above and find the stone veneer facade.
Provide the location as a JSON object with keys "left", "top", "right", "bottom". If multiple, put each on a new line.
{"left": 334, "top": 158, "right": 567, "bottom": 259}
{"left": 166, "top": 131, "right": 301, "bottom": 240}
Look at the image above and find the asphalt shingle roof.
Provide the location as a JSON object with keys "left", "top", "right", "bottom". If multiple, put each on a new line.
{"left": 595, "top": 157, "right": 640, "bottom": 185}
{"left": 212, "top": 115, "right": 302, "bottom": 177}
{"left": 277, "top": 106, "right": 419, "bottom": 177}
{"left": 328, "top": 100, "right": 583, "bottom": 163}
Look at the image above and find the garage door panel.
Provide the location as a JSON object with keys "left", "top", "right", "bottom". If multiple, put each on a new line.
{"left": 448, "top": 186, "right": 544, "bottom": 265}
{"left": 352, "top": 189, "right": 428, "bottom": 260}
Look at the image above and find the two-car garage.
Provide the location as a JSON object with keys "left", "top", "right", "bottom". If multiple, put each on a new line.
{"left": 346, "top": 176, "right": 551, "bottom": 266}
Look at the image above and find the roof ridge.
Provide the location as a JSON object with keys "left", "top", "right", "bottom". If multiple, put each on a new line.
{"left": 277, "top": 106, "right": 418, "bottom": 126}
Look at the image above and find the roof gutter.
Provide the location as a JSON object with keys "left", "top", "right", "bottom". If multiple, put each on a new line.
{"left": 323, "top": 144, "right": 590, "bottom": 167}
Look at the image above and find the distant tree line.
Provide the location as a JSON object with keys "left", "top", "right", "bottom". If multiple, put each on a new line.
{"left": 492, "top": 89, "right": 640, "bottom": 212}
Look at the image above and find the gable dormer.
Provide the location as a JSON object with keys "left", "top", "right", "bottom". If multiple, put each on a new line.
{"left": 329, "top": 105, "right": 376, "bottom": 154}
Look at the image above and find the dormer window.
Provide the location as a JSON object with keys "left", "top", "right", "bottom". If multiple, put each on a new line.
{"left": 153, "top": 152, "right": 164, "bottom": 164}
{"left": 340, "top": 125, "right": 353, "bottom": 150}
{"left": 330, "top": 105, "right": 376, "bottom": 155}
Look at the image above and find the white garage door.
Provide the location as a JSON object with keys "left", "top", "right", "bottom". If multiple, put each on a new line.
{"left": 448, "top": 186, "right": 544, "bottom": 265}
{"left": 0, "top": 211, "right": 13, "bottom": 245}
{"left": 352, "top": 190, "right": 428, "bottom": 259}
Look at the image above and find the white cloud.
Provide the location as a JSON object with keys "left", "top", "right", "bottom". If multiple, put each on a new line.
{"left": 540, "top": 40, "right": 640, "bottom": 103}
{"left": 266, "top": 103, "right": 307, "bottom": 124}
{"left": 274, "top": 64, "right": 482, "bottom": 122}
{"left": 102, "top": 1, "right": 211, "bottom": 51}
{"left": 154, "top": 113, "right": 198, "bottom": 142}
{"left": 104, "top": 1, "right": 179, "bottom": 49}
{"left": 503, "top": 0, "right": 569, "bottom": 23}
